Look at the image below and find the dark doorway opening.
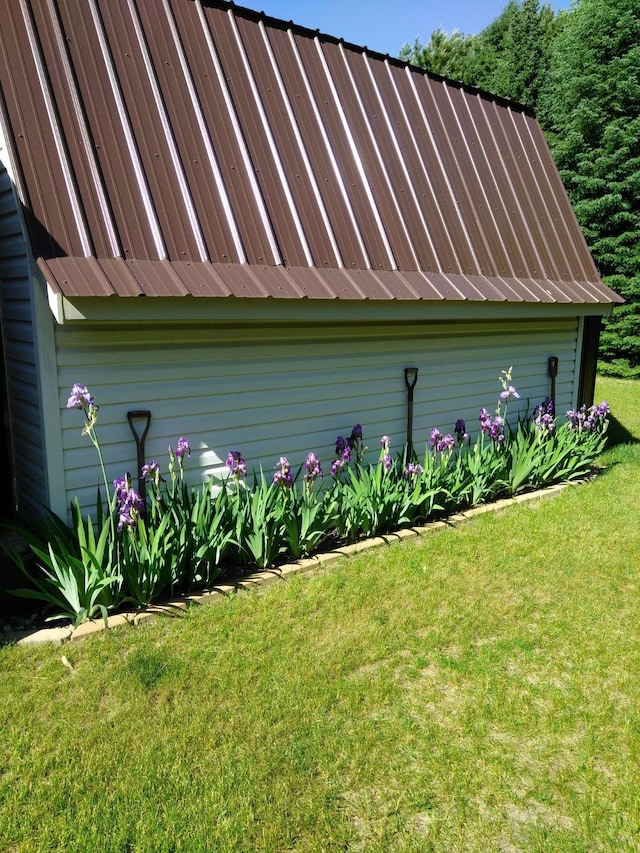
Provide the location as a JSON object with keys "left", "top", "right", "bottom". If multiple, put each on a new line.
{"left": 577, "top": 316, "right": 602, "bottom": 407}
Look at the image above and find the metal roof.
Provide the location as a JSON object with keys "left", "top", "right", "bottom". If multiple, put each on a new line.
{"left": 0, "top": 0, "right": 621, "bottom": 306}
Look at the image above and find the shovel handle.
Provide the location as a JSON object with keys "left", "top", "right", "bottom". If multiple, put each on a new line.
{"left": 127, "top": 410, "right": 151, "bottom": 449}
{"left": 127, "top": 410, "right": 152, "bottom": 503}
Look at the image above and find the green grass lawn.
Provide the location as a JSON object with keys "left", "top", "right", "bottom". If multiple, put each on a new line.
{"left": 1, "top": 376, "right": 639, "bottom": 853}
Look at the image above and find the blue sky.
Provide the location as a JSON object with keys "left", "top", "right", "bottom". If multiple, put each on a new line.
{"left": 250, "top": 0, "right": 574, "bottom": 57}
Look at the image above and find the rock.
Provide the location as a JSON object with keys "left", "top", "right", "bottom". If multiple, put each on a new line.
{"left": 17, "top": 626, "right": 73, "bottom": 646}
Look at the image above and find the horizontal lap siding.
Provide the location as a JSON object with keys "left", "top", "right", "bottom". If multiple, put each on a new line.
{"left": 0, "top": 162, "right": 46, "bottom": 513}
{"left": 54, "top": 317, "right": 578, "bottom": 515}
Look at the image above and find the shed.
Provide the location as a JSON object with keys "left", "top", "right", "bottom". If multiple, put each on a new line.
{"left": 0, "top": 0, "right": 621, "bottom": 518}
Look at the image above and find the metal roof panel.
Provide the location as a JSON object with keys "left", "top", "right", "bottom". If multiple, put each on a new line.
{"left": 125, "top": 259, "right": 190, "bottom": 297}
{"left": 170, "top": 261, "right": 234, "bottom": 297}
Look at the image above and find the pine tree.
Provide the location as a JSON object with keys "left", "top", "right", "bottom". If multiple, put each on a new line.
{"left": 467, "top": 0, "right": 560, "bottom": 112}
{"left": 400, "top": 2, "right": 561, "bottom": 114}
{"left": 540, "top": 0, "right": 640, "bottom": 374}
{"left": 464, "top": 1, "right": 518, "bottom": 97}
{"left": 398, "top": 28, "right": 474, "bottom": 83}
{"left": 496, "top": 0, "right": 547, "bottom": 107}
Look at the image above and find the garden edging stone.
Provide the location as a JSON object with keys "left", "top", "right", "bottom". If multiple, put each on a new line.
{"left": 14, "top": 479, "right": 575, "bottom": 646}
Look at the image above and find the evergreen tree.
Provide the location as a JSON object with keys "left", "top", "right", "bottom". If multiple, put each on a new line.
{"left": 400, "top": 2, "right": 561, "bottom": 114}
{"left": 495, "top": 0, "right": 548, "bottom": 107}
{"left": 399, "top": 28, "right": 474, "bottom": 83}
{"left": 468, "top": 0, "right": 560, "bottom": 112}
{"left": 541, "top": 0, "right": 640, "bottom": 374}
{"left": 463, "top": 1, "right": 518, "bottom": 96}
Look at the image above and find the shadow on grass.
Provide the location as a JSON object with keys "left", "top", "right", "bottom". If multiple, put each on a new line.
{"left": 606, "top": 414, "right": 639, "bottom": 448}
{"left": 126, "top": 650, "right": 176, "bottom": 690}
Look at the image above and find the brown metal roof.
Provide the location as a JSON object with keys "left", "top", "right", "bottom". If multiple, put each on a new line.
{"left": 0, "top": 0, "right": 622, "bottom": 306}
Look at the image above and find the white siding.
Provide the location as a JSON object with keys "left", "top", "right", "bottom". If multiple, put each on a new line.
{"left": 0, "top": 161, "right": 48, "bottom": 514}
{"left": 54, "top": 316, "right": 579, "bottom": 515}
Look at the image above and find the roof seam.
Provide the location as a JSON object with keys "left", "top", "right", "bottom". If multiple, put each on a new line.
{"left": 87, "top": 0, "right": 167, "bottom": 258}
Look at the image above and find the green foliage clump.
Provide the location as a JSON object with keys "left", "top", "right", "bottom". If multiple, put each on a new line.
{"left": 597, "top": 359, "right": 640, "bottom": 380}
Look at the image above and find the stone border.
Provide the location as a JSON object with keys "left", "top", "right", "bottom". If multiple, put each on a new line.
{"left": 11, "top": 481, "right": 575, "bottom": 646}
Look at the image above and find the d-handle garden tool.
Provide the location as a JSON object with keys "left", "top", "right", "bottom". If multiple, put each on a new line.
{"left": 404, "top": 367, "right": 419, "bottom": 459}
{"left": 127, "top": 410, "right": 151, "bottom": 505}
{"left": 548, "top": 356, "right": 558, "bottom": 412}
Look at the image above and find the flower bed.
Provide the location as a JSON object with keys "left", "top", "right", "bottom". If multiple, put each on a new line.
{"left": 4, "top": 368, "right": 609, "bottom": 626}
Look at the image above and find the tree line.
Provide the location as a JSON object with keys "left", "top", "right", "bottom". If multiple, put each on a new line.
{"left": 400, "top": 0, "right": 640, "bottom": 377}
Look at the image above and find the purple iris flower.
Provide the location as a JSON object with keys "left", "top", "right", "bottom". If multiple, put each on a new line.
{"left": 536, "top": 413, "right": 555, "bottom": 433}
{"left": 67, "top": 383, "right": 99, "bottom": 435}
{"left": 116, "top": 487, "right": 144, "bottom": 532}
{"left": 331, "top": 457, "right": 346, "bottom": 477}
{"left": 141, "top": 461, "right": 159, "bottom": 479}
{"left": 403, "top": 462, "right": 424, "bottom": 479}
{"left": 538, "top": 397, "right": 554, "bottom": 417}
{"left": 332, "top": 430, "right": 355, "bottom": 475}
{"left": 441, "top": 434, "right": 455, "bottom": 450}
{"left": 489, "top": 416, "right": 504, "bottom": 443}
{"left": 479, "top": 408, "right": 504, "bottom": 443}
{"left": 534, "top": 398, "right": 555, "bottom": 434}
{"left": 113, "top": 475, "right": 129, "bottom": 502}
{"left": 500, "top": 385, "right": 520, "bottom": 401}
{"left": 304, "top": 452, "right": 323, "bottom": 483}
{"left": 431, "top": 428, "right": 455, "bottom": 452}
{"left": 175, "top": 437, "right": 191, "bottom": 460}
{"left": 376, "top": 435, "right": 392, "bottom": 469}
{"left": 479, "top": 408, "right": 492, "bottom": 433}
{"left": 66, "top": 383, "right": 94, "bottom": 409}
{"left": 454, "top": 419, "right": 468, "bottom": 444}
{"left": 566, "top": 408, "right": 580, "bottom": 430}
{"left": 336, "top": 425, "right": 364, "bottom": 465}
{"left": 113, "top": 473, "right": 143, "bottom": 531}
{"left": 566, "top": 401, "right": 610, "bottom": 432}
{"left": 273, "top": 456, "right": 293, "bottom": 488}
{"left": 141, "top": 460, "right": 162, "bottom": 488}
{"left": 226, "top": 450, "right": 247, "bottom": 479}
